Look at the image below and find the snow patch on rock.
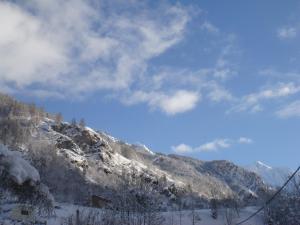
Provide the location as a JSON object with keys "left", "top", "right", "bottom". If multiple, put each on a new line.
{"left": 132, "top": 143, "right": 155, "bottom": 155}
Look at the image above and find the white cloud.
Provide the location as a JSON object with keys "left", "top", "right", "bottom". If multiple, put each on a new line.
{"left": 119, "top": 63, "right": 235, "bottom": 114}
{"left": 229, "top": 83, "right": 300, "bottom": 113}
{"left": 0, "top": 0, "right": 190, "bottom": 94}
{"left": 207, "top": 83, "right": 234, "bottom": 102}
{"left": 277, "top": 27, "right": 297, "bottom": 39}
{"left": 259, "top": 68, "right": 300, "bottom": 79}
{"left": 157, "top": 90, "right": 200, "bottom": 115}
{"left": 172, "top": 137, "right": 252, "bottom": 154}
{"left": 0, "top": 0, "right": 239, "bottom": 115}
{"left": 201, "top": 21, "right": 219, "bottom": 34}
{"left": 197, "top": 139, "right": 231, "bottom": 152}
{"left": 0, "top": 2, "right": 67, "bottom": 87}
{"left": 122, "top": 90, "right": 200, "bottom": 115}
{"left": 212, "top": 35, "right": 238, "bottom": 80}
{"left": 172, "top": 144, "right": 193, "bottom": 154}
{"left": 238, "top": 137, "right": 253, "bottom": 144}
{"left": 276, "top": 100, "right": 300, "bottom": 118}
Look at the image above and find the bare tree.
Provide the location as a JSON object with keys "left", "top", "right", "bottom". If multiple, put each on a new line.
{"left": 62, "top": 209, "right": 102, "bottom": 225}
{"left": 209, "top": 185, "right": 219, "bottom": 219}
{"left": 224, "top": 207, "right": 235, "bottom": 225}
{"left": 79, "top": 118, "right": 86, "bottom": 128}
{"left": 177, "top": 196, "right": 183, "bottom": 225}
{"left": 109, "top": 167, "right": 165, "bottom": 225}
{"left": 71, "top": 118, "right": 77, "bottom": 126}
{"left": 55, "top": 112, "right": 63, "bottom": 125}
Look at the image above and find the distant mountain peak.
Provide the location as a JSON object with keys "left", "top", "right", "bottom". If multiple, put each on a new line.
{"left": 256, "top": 161, "right": 272, "bottom": 170}
{"left": 246, "top": 161, "right": 292, "bottom": 187}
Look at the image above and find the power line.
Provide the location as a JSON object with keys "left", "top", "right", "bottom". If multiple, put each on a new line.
{"left": 236, "top": 165, "right": 300, "bottom": 225}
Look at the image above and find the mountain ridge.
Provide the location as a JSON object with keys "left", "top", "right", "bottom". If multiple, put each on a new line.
{"left": 0, "top": 92, "right": 270, "bottom": 209}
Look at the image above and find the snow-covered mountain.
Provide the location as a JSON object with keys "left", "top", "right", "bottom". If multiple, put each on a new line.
{"left": 28, "top": 119, "right": 268, "bottom": 206}
{"left": 246, "top": 161, "right": 292, "bottom": 188}
{"left": 0, "top": 92, "right": 270, "bottom": 210}
{"left": 2, "top": 117, "right": 270, "bottom": 207}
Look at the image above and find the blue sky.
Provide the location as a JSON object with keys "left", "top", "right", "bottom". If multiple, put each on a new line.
{"left": 1, "top": 0, "right": 300, "bottom": 168}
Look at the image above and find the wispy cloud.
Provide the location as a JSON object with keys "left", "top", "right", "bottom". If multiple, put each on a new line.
{"left": 0, "top": 0, "right": 240, "bottom": 115}
{"left": 238, "top": 137, "right": 253, "bottom": 144}
{"left": 229, "top": 83, "right": 300, "bottom": 113}
{"left": 276, "top": 100, "right": 300, "bottom": 118}
{"left": 120, "top": 66, "right": 235, "bottom": 115}
{"left": 277, "top": 27, "right": 297, "bottom": 39}
{"left": 198, "top": 139, "right": 231, "bottom": 152}
{"left": 259, "top": 69, "right": 300, "bottom": 79}
{"left": 0, "top": 0, "right": 190, "bottom": 95}
{"left": 172, "top": 137, "right": 253, "bottom": 154}
{"left": 207, "top": 82, "right": 234, "bottom": 102}
{"left": 201, "top": 21, "right": 219, "bottom": 34}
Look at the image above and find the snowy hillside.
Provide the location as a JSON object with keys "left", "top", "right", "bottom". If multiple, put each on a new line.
{"left": 0, "top": 136, "right": 266, "bottom": 225}
{"left": 0, "top": 113, "right": 269, "bottom": 210}
{"left": 0, "top": 92, "right": 273, "bottom": 225}
{"left": 18, "top": 118, "right": 267, "bottom": 208}
{"left": 0, "top": 93, "right": 288, "bottom": 225}
{"left": 246, "top": 161, "right": 292, "bottom": 187}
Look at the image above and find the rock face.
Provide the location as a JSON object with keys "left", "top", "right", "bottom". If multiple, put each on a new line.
{"left": 53, "top": 124, "right": 110, "bottom": 154}
{"left": 28, "top": 119, "right": 269, "bottom": 207}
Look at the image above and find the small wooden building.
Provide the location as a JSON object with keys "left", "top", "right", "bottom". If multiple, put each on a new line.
{"left": 91, "top": 195, "right": 111, "bottom": 208}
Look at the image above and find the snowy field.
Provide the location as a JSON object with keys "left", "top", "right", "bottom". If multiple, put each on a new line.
{"left": 0, "top": 203, "right": 263, "bottom": 225}
{"left": 162, "top": 207, "right": 263, "bottom": 225}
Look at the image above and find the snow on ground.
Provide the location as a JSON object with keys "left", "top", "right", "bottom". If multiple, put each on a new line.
{"left": 0, "top": 203, "right": 263, "bottom": 225}
{"left": 99, "top": 131, "right": 119, "bottom": 143}
{"left": 162, "top": 207, "right": 263, "bottom": 225}
{"left": 46, "top": 203, "right": 102, "bottom": 225}
{"left": 51, "top": 205, "right": 263, "bottom": 225}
